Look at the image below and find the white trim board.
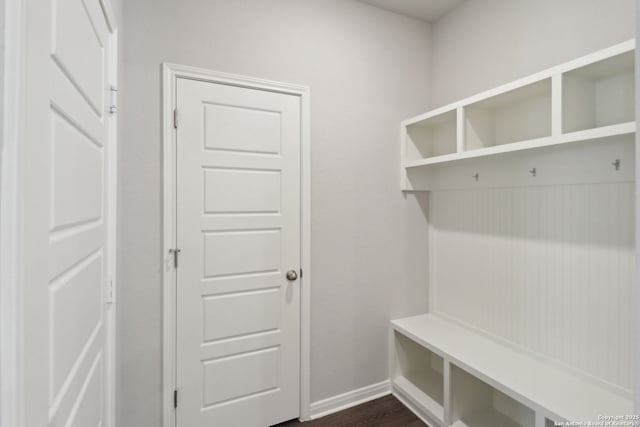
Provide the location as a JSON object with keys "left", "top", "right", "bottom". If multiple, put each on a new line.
{"left": 161, "top": 63, "right": 312, "bottom": 426}
{"left": 309, "top": 381, "right": 391, "bottom": 420}
{"left": 1, "top": 0, "right": 26, "bottom": 425}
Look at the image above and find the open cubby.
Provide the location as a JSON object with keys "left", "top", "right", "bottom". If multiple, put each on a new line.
{"left": 450, "top": 365, "right": 535, "bottom": 427}
{"left": 465, "top": 79, "right": 552, "bottom": 151}
{"left": 405, "top": 110, "right": 457, "bottom": 161}
{"left": 393, "top": 331, "right": 444, "bottom": 420}
{"left": 563, "top": 50, "right": 635, "bottom": 133}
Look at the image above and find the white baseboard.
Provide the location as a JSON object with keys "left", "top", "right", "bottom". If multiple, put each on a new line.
{"left": 308, "top": 380, "right": 391, "bottom": 420}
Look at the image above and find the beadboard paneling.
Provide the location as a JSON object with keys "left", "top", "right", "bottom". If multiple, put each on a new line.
{"left": 430, "top": 183, "right": 634, "bottom": 392}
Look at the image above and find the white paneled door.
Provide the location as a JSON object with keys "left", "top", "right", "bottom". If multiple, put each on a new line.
{"left": 175, "top": 78, "right": 301, "bottom": 426}
{"left": 22, "top": 0, "right": 117, "bottom": 426}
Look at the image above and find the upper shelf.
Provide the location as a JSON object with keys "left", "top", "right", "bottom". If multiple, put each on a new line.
{"left": 401, "top": 40, "right": 636, "bottom": 175}
{"left": 405, "top": 121, "right": 635, "bottom": 168}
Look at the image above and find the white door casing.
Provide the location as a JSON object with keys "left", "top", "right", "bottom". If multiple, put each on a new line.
{"left": 176, "top": 77, "right": 301, "bottom": 426}
{"left": 162, "top": 65, "right": 311, "bottom": 427}
{"left": 20, "top": 0, "right": 118, "bottom": 426}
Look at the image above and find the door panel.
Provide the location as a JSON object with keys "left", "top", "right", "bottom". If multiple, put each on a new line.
{"left": 176, "top": 78, "right": 301, "bottom": 427}
{"left": 52, "top": 0, "right": 106, "bottom": 114}
{"left": 50, "top": 253, "right": 103, "bottom": 398}
{"left": 203, "top": 346, "right": 280, "bottom": 406}
{"left": 51, "top": 110, "right": 103, "bottom": 229}
{"left": 202, "top": 288, "right": 281, "bottom": 341}
{"left": 204, "top": 168, "right": 282, "bottom": 214}
{"left": 203, "top": 229, "right": 282, "bottom": 277}
{"left": 67, "top": 356, "right": 104, "bottom": 427}
{"left": 203, "top": 103, "right": 282, "bottom": 154}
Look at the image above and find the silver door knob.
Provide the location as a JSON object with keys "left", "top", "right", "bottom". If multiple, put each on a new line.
{"left": 286, "top": 270, "right": 298, "bottom": 281}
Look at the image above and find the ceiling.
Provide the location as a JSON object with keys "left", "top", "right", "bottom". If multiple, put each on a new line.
{"left": 358, "top": 0, "right": 466, "bottom": 23}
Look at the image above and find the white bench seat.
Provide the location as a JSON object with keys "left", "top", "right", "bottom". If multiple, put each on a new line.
{"left": 391, "top": 313, "right": 633, "bottom": 426}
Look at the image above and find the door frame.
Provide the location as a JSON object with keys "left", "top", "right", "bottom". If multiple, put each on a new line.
{"left": 1, "top": 0, "right": 26, "bottom": 424}
{"left": 103, "top": 2, "right": 120, "bottom": 425}
{"left": 161, "top": 63, "right": 312, "bottom": 427}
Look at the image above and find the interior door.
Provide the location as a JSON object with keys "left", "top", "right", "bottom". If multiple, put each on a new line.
{"left": 22, "top": 0, "right": 117, "bottom": 425}
{"left": 175, "top": 78, "right": 301, "bottom": 427}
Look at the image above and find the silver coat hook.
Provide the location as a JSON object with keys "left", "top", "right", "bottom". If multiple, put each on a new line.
{"left": 612, "top": 159, "right": 620, "bottom": 171}
{"left": 472, "top": 173, "right": 479, "bottom": 181}
{"left": 529, "top": 167, "right": 537, "bottom": 177}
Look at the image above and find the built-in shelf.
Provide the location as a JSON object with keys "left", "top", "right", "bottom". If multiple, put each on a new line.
{"left": 390, "top": 314, "right": 633, "bottom": 426}
{"left": 400, "top": 39, "right": 636, "bottom": 190}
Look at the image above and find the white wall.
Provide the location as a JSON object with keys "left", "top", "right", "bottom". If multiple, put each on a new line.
{"left": 431, "top": 184, "right": 635, "bottom": 392}
{"left": 430, "top": 0, "right": 635, "bottom": 107}
{"left": 118, "top": 1, "right": 431, "bottom": 426}
{"left": 427, "top": 0, "right": 636, "bottom": 395}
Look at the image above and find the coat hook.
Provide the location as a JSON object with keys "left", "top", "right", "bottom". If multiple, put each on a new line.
{"left": 612, "top": 159, "right": 621, "bottom": 171}
{"left": 529, "top": 167, "right": 537, "bottom": 177}
{"left": 472, "top": 173, "right": 479, "bottom": 181}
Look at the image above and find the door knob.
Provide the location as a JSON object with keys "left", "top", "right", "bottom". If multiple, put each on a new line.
{"left": 286, "top": 270, "right": 298, "bottom": 281}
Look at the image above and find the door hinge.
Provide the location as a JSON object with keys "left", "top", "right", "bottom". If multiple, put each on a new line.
{"left": 300, "top": 269, "right": 303, "bottom": 278}
{"left": 169, "top": 248, "right": 181, "bottom": 269}
{"left": 105, "top": 277, "right": 114, "bottom": 304}
{"left": 173, "top": 108, "right": 178, "bottom": 129}
{"left": 109, "top": 85, "right": 118, "bottom": 114}
{"left": 174, "top": 389, "right": 178, "bottom": 409}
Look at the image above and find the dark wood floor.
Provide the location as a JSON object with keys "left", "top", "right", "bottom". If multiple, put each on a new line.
{"left": 274, "top": 395, "right": 427, "bottom": 427}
